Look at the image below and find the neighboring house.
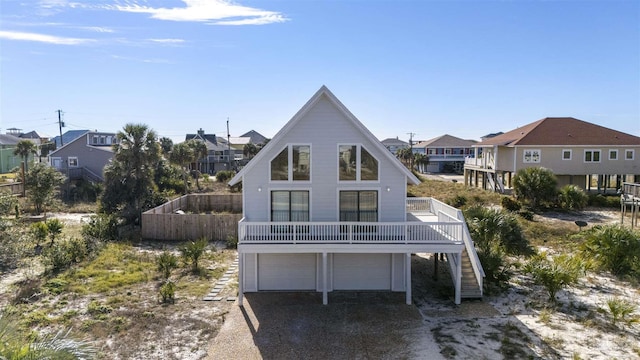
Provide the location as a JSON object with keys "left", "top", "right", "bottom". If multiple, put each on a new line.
{"left": 464, "top": 117, "right": 640, "bottom": 192}
{"left": 49, "top": 131, "right": 116, "bottom": 182}
{"left": 380, "top": 137, "right": 409, "bottom": 154}
{"left": 50, "top": 130, "right": 90, "bottom": 148}
{"left": 185, "top": 129, "right": 262, "bottom": 174}
{"left": 241, "top": 130, "right": 268, "bottom": 146}
{"left": 413, "top": 134, "right": 477, "bottom": 174}
{"left": 0, "top": 134, "right": 25, "bottom": 173}
{"left": 229, "top": 86, "right": 484, "bottom": 305}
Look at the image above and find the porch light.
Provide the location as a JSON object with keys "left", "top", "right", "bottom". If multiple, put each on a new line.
{"left": 258, "top": 187, "right": 262, "bottom": 192}
{"left": 386, "top": 186, "right": 391, "bottom": 192}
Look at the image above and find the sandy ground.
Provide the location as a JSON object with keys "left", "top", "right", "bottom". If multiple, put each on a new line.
{"left": 3, "top": 207, "right": 639, "bottom": 359}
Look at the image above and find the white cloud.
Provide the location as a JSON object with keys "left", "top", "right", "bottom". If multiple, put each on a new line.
{"left": 148, "top": 38, "right": 185, "bottom": 44}
{"left": 0, "top": 30, "right": 94, "bottom": 45}
{"left": 114, "top": 0, "right": 287, "bottom": 25}
{"left": 79, "top": 26, "right": 115, "bottom": 33}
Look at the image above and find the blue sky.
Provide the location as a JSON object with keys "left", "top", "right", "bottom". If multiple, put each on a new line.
{"left": 1, "top": 0, "right": 638, "bottom": 144}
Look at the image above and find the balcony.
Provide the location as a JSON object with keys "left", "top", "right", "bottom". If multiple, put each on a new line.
{"left": 238, "top": 198, "right": 470, "bottom": 252}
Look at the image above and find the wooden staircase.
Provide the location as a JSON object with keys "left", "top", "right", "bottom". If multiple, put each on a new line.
{"left": 460, "top": 248, "right": 482, "bottom": 299}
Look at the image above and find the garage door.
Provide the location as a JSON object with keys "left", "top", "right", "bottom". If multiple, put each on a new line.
{"left": 333, "top": 253, "right": 391, "bottom": 290}
{"left": 258, "top": 254, "right": 316, "bottom": 290}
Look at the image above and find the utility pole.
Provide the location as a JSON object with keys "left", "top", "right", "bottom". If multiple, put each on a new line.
{"left": 227, "top": 118, "right": 232, "bottom": 170}
{"left": 407, "top": 132, "right": 416, "bottom": 170}
{"left": 57, "top": 110, "right": 65, "bottom": 146}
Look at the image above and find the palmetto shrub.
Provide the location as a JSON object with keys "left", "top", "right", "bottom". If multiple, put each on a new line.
{"left": 179, "top": 237, "right": 208, "bottom": 273}
{"left": 580, "top": 224, "right": 640, "bottom": 277}
{"left": 513, "top": 167, "right": 558, "bottom": 210}
{"left": 558, "top": 185, "right": 588, "bottom": 210}
{"left": 157, "top": 250, "right": 178, "bottom": 280}
{"left": 524, "top": 253, "right": 584, "bottom": 302}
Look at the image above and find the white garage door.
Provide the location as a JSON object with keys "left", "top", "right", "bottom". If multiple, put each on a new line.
{"left": 333, "top": 253, "right": 391, "bottom": 290}
{"left": 258, "top": 254, "right": 316, "bottom": 290}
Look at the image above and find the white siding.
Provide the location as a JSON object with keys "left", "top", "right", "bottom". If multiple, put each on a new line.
{"left": 241, "top": 95, "right": 408, "bottom": 223}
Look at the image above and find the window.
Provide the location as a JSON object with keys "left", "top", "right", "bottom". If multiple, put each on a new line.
{"left": 609, "top": 150, "right": 618, "bottom": 160}
{"left": 92, "top": 135, "right": 99, "bottom": 144}
{"left": 584, "top": 150, "right": 601, "bottom": 163}
{"left": 339, "top": 191, "right": 378, "bottom": 222}
{"left": 68, "top": 157, "right": 78, "bottom": 167}
{"left": 523, "top": 149, "right": 541, "bottom": 163}
{"left": 99, "top": 136, "right": 106, "bottom": 145}
{"left": 562, "top": 150, "right": 572, "bottom": 160}
{"left": 271, "top": 191, "right": 309, "bottom": 222}
{"left": 338, "top": 145, "right": 378, "bottom": 181}
{"left": 270, "top": 145, "right": 311, "bottom": 181}
{"left": 625, "top": 149, "right": 635, "bottom": 160}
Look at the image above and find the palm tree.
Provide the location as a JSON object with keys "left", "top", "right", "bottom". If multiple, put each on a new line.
{"left": 170, "top": 142, "right": 194, "bottom": 194}
{"left": 159, "top": 137, "right": 173, "bottom": 156}
{"left": 395, "top": 148, "right": 412, "bottom": 168}
{"left": 0, "top": 313, "right": 97, "bottom": 359}
{"left": 13, "top": 140, "right": 37, "bottom": 197}
{"left": 413, "top": 153, "right": 429, "bottom": 173}
{"left": 187, "top": 139, "right": 208, "bottom": 180}
{"left": 102, "top": 123, "right": 160, "bottom": 223}
{"left": 243, "top": 143, "right": 258, "bottom": 160}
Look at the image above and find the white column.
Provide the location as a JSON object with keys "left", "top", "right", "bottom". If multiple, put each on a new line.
{"left": 238, "top": 252, "right": 244, "bottom": 306}
{"left": 405, "top": 253, "right": 412, "bottom": 305}
{"left": 322, "top": 252, "right": 328, "bottom": 305}
{"left": 455, "top": 252, "right": 462, "bottom": 305}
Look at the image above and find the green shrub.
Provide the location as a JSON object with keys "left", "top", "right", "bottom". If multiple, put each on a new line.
{"left": 82, "top": 213, "right": 119, "bottom": 241}
{"left": 0, "top": 189, "right": 18, "bottom": 216}
{"left": 42, "top": 241, "right": 73, "bottom": 273}
{"left": 501, "top": 196, "right": 521, "bottom": 212}
{"left": 587, "top": 194, "right": 621, "bottom": 208}
{"left": 179, "top": 238, "right": 208, "bottom": 272}
{"left": 476, "top": 241, "right": 513, "bottom": 293}
{"left": 30, "top": 222, "right": 49, "bottom": 247}
{"left": 513, "top": 167, "right": 558, "bottom": 210}
{"left": 159, "top": 281, "right": 176, "bottom": 304}
{"left": 226, "top": 234, "right": 238, "bottom": 249}
{"left": 464, "top": 205, "right": 532, "bottom": 256}
{"left": 45, "top": 218, "right": 64, "bottom": 246}
{"left": 605, "top": 297, "right": 638, "bottom": 326}
{"left": 156, "top": 250, "right": 178, "bottom": 280}
{"left": 517, "top": 209, "right": 534, "bottom": 221}
{"left": 580, "top": 224, "right": 640, "bottom": 277}
{"left": 87, "top": 300, "right": 113, "bottom": 316}
{"left": 524, "top": 253, "right": 583, "bottom": 302}
{"left": 558, "top": 185, "right": 588, "bottom": 210}
{"left": 214, "top": 170, "right": 235, "bottom": 183}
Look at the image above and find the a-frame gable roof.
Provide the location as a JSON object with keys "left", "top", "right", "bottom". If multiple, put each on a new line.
{"left": 229, "top": 86, "right": 419, "bottom": 186}
{"left": 477, "top": 117, "right": 640, "bottom": 147}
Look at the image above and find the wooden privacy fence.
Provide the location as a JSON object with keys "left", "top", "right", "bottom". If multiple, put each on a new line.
{"left": 142, "top": 194, "right": 242, "bottom": 241}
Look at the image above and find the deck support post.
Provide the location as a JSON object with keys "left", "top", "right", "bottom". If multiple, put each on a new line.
{"left": 455, "top": 252, "right": 462, "bottom": 305}
{"left": 238, "top": 252, "right": 244, "bottom": 306}
{"left": 322, "top": 252, "right": 328, "bottom": 305}
{"left": 405, "top": 253, "right": 412, "bottom": 305}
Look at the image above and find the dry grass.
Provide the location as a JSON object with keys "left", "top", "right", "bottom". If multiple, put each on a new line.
{"left": 408, "top": 176, "right": 503, "bottom": 206}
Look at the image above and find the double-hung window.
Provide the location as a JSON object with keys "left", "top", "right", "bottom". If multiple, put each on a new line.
{"left": 609, "top": 150, "right": 618, "bottom": 160}
{"left": 338, "top": 145, "right": 378, "bottom": 181}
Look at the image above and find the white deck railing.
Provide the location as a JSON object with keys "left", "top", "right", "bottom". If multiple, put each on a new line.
{"left": 238, "top": 220, "right": 463, "bottom": 245}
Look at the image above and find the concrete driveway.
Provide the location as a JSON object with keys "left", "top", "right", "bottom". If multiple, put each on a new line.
{"left": 207, "top": 292, "right": 444, "bottom": 360}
